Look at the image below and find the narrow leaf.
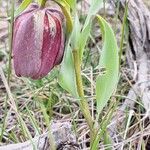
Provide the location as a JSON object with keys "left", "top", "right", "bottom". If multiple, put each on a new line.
{"left": 58, "top": 43, "right": 78, "bottom": 97}
{"left": 79, "top": 0, "right": 103, "bottom": 61}
{"left": 54, "top": 0, "right": 73, "bottom": 34}
{"left": 58, "top": 14, "right": 80, "bottom": 97}
{"left": 96, "top": 15, "right": 119, "bottom": 116}
{"left": 70, "top": 14, "right": 81, "bottom": 49}
{"left": 15, "top": 0, "right": 31, "bottom": 17}
{"left": 65, "top": 0, "right": 76, "bottom": 10}
{"left": 78, "top": 23, "right": 91, "bottom": 60}
{"left": 83, "top": 0, "right": 103, "bottom": 30}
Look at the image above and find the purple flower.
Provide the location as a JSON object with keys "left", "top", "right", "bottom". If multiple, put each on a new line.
{"left": 13, "top": 3, "right": 65, "bottom": 79}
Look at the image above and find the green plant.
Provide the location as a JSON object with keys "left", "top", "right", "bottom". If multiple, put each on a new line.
{"left": 10, "top": 0, "right": 119, "bottom": 149}
{"left": 58, "top": 0, "right": 119, "bottom": 148}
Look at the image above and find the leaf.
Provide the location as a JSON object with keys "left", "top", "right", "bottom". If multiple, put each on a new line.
{"left": 83, "top": 0, "right": 103, "bottom": 29}
{"left": 58, "top": 1, "right": 104, "bottom": 97}
{"left": 15, "top": 0, "right": 31, "bottom": 17}
{"left": 58, "top": 43, "right": 78, "bottom": 97}
{"left": 54, "top": 0, "right": 73, "bottom": 34}
{"left": 65, "top": 0, "right": 76, "bottom": 10}
{"left": 78, "top": 23, "right": 91, "bottom": 60}
{"left": 58, "top": 14, "right": 80, "bottom": 97}
{"left": 96, "top": 15, "right": 119, "bottom": 116}
{"left": 79, "top": 0, "right": 103, "bottom": 61}
{"left": 70, "top": 14, "right": 81, "bottom": 49}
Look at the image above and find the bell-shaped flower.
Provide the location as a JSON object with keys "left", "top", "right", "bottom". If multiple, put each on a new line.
{"left": 13, "top": 2, "right": 65, "bottom": 79}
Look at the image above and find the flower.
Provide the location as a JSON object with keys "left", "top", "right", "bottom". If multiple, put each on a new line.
{"left": 13, "top": 2, "right": 65, "bottom": 79}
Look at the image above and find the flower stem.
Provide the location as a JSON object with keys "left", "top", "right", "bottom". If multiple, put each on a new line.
{"left": 119, "top": 1, "right": 128, "bottom": 68}
{"left": 40, "top": 0, "right": 47, "bottom": 8}
{"left": 72, "top": 49, "right": 97, "bottom": 144}
{"left": 8, "top": 0, "right": 14, "bottom": 84}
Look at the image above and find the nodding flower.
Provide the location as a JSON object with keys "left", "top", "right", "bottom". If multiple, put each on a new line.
{"left": 13, "top": 2, "right": 65, "bottom": 79}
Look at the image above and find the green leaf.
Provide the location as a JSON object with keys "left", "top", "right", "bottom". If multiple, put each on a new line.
{"left": 58, "top": 43, "right": 78, "bottom": 97}
{"left": 78, "top": 0, "right": 103, "bottom": 61}
{"left": 15, "top": 0, "right": 31, "bottom": 17}
{"left": 70, "top": 14, "right": 81, "bottom": 49}
{"left": 54, "top": 0, "right": 73, "bottom": 34}
{"left": 65, "top": 0, "right": 76, "bottom": 10}
{"left": 58, "top": 1, "right": 104, "bottom": 97}
{"left": 78, "top": 23, "right": 91, "bottom": 61}
{"left": 55, "top": 0, "right": 76, "bottom": 10}
{"left": 96, "top": 15, "right": 119, "bottom": 116}
{"left": 84, "top": 0, "right": 103, "bottom": 29}
{"left": 58, "top": 14, "right": 80, "bottom": 97}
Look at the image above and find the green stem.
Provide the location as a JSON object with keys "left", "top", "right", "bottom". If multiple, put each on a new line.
{"left": 119, "top": 1, "right": 128, "bottom": 68}
{"left": 40, "top": 103, "right": 56, "bottom": 150}
{"left": 72, "top": 49, "right": 97, "bottom": 144}
{"left": 40, "top": 0, "right": 47, "bottom": 8}
{"left": 8, "top": 0, "right": 14, "bottom": 84}
{"left": 3, "top": 2, "right": 14, "bottom": 141}
{"left": 114, "top": 0, "right": 120, "bottom": 34}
